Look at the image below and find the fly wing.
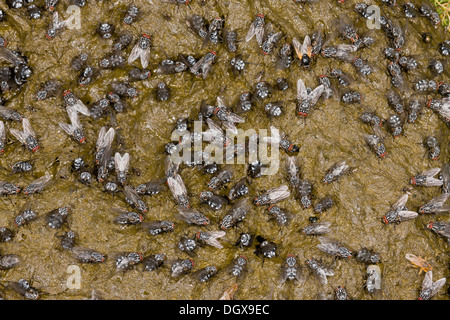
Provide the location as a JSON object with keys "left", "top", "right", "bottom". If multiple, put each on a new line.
{"left": 397, "top": 210, "right": 418, "bottom": 221}
{"left": 100, "top": 127, "right": 115, "bottom": 150}
{"left": 0, "top": 46, "right": 26, "bottom": 66}
{"left": 442, "top": 163, "right": 450, "bottom": 193}
{"left": 255, "top": 24, "right": 265, "bottom": 46}
{"left": 114, "top": 152, "right": 130, "bottom": 172}
{"left": 59, "top": 122, "right": 75, "bottom": 136}
{"left": 22, "top": 118, "right": 36, "bottom": 138}
{"left": 286, "top": 156, "right": 299, "bottom": 177}
{"left": 245, "top": 21, "right": 257, "bottom": 42}
{"left": 0, "top": 120, "right": 5, "bottom": 140}
{"left": 68, "top": 100, "right": 91, "bottom": 117}
{"left": 309, "top": 84, "right": 325, "bottom": 106}
{"left": 313, "top": 221, "right": 332, "bottom": 234}
{"left": 209, "top": 230, "right": 226, "bottom": 239}
{"left": 167, "top": 174, "right": 187, "bottom": 197}
{"left": 430, "top": 277, "right": 447, "bottom": 297}
{"left": 268, "top": 185, "right": 290, "bottom": 202}
{"left": 424, "top": 178, "right": 444, "bottom": 187}
{"left": 422, "top": 167, "right": 441, "bottom": 178}
{"left": 140, "top": 48, "right": 150, "bottom": 69}
{"left": 190, "top": 54, "right": 206, "bottom": 75}
{"left": 67, "top": 107, "right": 82, "bottom": 129}
{"left": 128, "top": 42, "right": 143, "bottom": 65}
{"left": 9, "top": 128, "right": 27, "bottom": 144}
{"left": 292, "top": 37, "right": 302, "bottom": 60}
{"left": 123, "top": 185, "right": 140, "bottom": 204}
{"left": 392, "top": 194, "right": 409, "bottom": 210}
{"left": 421, "top": 270, "right": 433, "bottom": 291}
{"left": 296, "top": 78, "right": 308, "bottom": 101}
{"left": 200, "top": 59, "right": 213, "bottom": 79}
{"left": 428, "top": 193, "right": 449, "bottom": 206}
{"left": 221, "top": 121, "right": 238, "bottom": 135}
{"left": 30, "top": 173, "right": 52, "bottom": 188}
{"left": 206, "top": 234, "right": 225, "bottom": 248}
{"left": 165, "top": 155, "right": 179, "bottom": 178}
{"left": 52, "top": 12, "right": 67, "bottom": 30}
{"left": 405, "top": 253, "right": 422, "bottom": 265}
{"left": 301, "top": 35, "right": 311, "bottom": 56}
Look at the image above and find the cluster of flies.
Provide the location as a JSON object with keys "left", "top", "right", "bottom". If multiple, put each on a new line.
{"left": 0, "top": 0, "right": 449, "bottom": 300}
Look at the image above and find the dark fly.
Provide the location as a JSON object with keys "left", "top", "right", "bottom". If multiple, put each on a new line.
{"left": 141, "top": 220, "right": 174, "bottom": 236}
{"left": 186, "top": 15, "right": 207, "bottom": 39}
{"left": 301, "top": 221, "right": 332, "bottom": 236}
{"left": 14, "top": 203, "right": 37, "bottom": 227}
{"left": 170, "top": 258, "right": 194, "bottom": 278}
{"left": 226, "top": 255, "right": 248, "bottom": 280}
{"left": 261, "top": 31, "right": 282, "bottom": 55}
{"left": 254, "top": 184, "right": 290, "bottom": 206}
{"left": 224, "top": 28, "right": 238, "bottom": 53}
{"left": 419, "top": 4, "right": 441, "bottom": 26}
{"left": 194, "top": 265, "right": 218, "bottom": 283}
{"left": 314, "top": 196, "right": 334, "bottom": 214}
{"left": 128, "top": 34, "right": 151, "bottom": 69}
{"left": 335, "top": 286, "right": 350, "bottom": 300}
{"left": 317, "top": 237, "right": 352, "bottom": 259}
{"left": 123, "top": 185, "right": 148, "bottom": 214}
{"left": 208, "top": 165, "right": 233, "bottom": 190}
{"left": 220, "top": 198, "right": 251, "bottom": 230}
{"left": 236, "top": 233, "right": 254, "bottom": 248}
{"left": 155, "top": 82, "right": 170, "bottom": 102}
{"left": 155, "top": 55, "right": 189, "bottom": 75}
{"left": 95, "top": 126, "right": 115, "bottom": 165}
{"left": 267, "top": 205, "right": 292, "bottom": 226}
{"left": 254, "top": 235, "right": 277, "bottom": 259}
{"left": 281, "top": 255, "right": 304, "bottom": 283}
{"left": 59, "top": 107, "right": 86, "bottom": 144}
{"left": 143, "top": 253, "right": 166, "bottom": 272}
{"left": 354, "top": 248, "right": 381, "bottom": 264}
{"left": 200, "top": 191, "right": 228, "bottom": 210}
{"left": 114, "top": 152, "right": 129, "bottom": 185}
{"left": 45, "top": 206, "right": 70, "bottom": 229}
{"left": 426, "top": 220, "right": 450, "bottom": 242}
{"left": 387, "top": 91, "right": 404, "bottom": 114}
{"left": 23, "top": 173, "right": 52, "bottom": 195}
{"left": 178, "top": 236, "right": 198, "bottom": 257}
{"left": 135, "top": 178, "right": 166, "bottom": 196}
{"left": 264, "top": 101, "right": 283, "bottom": 118}
{"left": 0, "top": 105, "right": 23, "bottom": 122}
{"left": 35, "top": 79, "right": 61, "bottom": 100}
{"left": 365, "top": 134, "right": 387, "bottom": 158}
{"left": 204, "top": 17, "right": 224, "bottom": 47}
{"left": 407, "top": 99, "right": 422, "bottom": 123}
{"left": 8, "top": 279, "right": 39, "bottom": 300}
{"left": 425, "top": 136, "right": 440, "bottom": 160}
{"left": 228, "top": 177, "right": 249, "bottom": 201}
{"left": 419, "top": 193, "right": 449, "bottom": 214}
{"left": 59, "top": 230, "right": 76, "bottom": 250}
{"left": 112, "top": 208, "right": 143, "bottom": 225}
{"left": 176, "top": 206, "right": 210, "bottom": 226}
{"left": 11, "top": 160, "right": 33, "bottom": 174}
{"left": 71, "top": 246, "right": 106, "bottom": 263}
{"left": 276, "top": 43, "right": 293, "bottom": 70}
{"left": 245, "top": 14, "right": 265, "bottom": 46}
{"left": 382, "top": 193, "right": 418, "bottom": 224}
{"left": 0, "top": 181, "right": 20, "bottom": 195}
{"left": 114, "top": 252, "right": 143, "bottom": 271}
{"left": 123, "top": 4, "right": 140, "bottom": 25}
{"left": 296, "top": 78, "right": 324, "bottom": 117}
{"left": 323, "top": 160, "right": 353, "bottom": 184}
{"left": 0, "top": 227, "right": 14, "bottom": 242}
{"left": 190, "top": 51, "right": 216, "bottom": 79}
{"left": 418, "top": 271, "right": 446, "bottom": 300}
{"left": 10, "top": 118, "right": 40, "bottom": 152}
{"left": 410, "top": 167, "right": 443, "bottom": 187}
{"left": 330, "top": 68, "right": 352, "bottom": 87}
{"left": 230, "top": 55, "right": 246, "bottom": 76}
{"left": 167, "top": 174, "right": 190, "bottom": 208}
{"left": 306, "top": 259, "right": 334, "bottom": 285}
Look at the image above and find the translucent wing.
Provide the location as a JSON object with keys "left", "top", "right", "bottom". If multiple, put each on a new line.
{"left": 0, "top": 120, "right": 5, "bottom": 140}
{"left": 245, "top": 21, "right": 257, "bottom": 42}
{"left": 397, "top": 210, "right": 418, "bottom": 221}
{"left": 421, "top": 167, "right": 441, "bottom": 178}
{"left": 431, "top": 277, "right": 446, "bottom": 297}
{"left": 22, "top": 118, "right": 36, "bottom": 138}
{"left": 296, "top": 78, "right": 308, "bottom": 101}
{"left": 67, "top": 101, "right": 91, "bottom": 117}
{"left": 114, "top": 152, "right": 130, "bottom": 172}
{"left": 309, "top": 85, "right": 325, "bottom": 106}
{"left": 140, "top": 48, "right": 150, "bottom": 69}
{"left": 0, "top": 46, "right": 26, "bottom": 66}
{"left": 392, "top": 194, "right": 409, "bottom": 210}
{"left": 128, "top": 42, "right": 142, "bottom": 65}
{"left": 268, "top": 185, "right": 290, "bottom": 202}
{"left": 301, "top": 35, "right": 311, "bottom": 56}
{"left": 292, "top": 37, "right": 302, "bottom": 60}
